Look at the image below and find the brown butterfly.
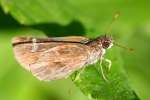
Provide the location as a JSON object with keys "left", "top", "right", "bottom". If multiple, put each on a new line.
{"left": 12, "top": 35, "right": 113, "bottom": 81}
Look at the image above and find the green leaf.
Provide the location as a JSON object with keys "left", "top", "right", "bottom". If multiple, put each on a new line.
{"left": 0, "top": 0, "right": 150, "bottom": 28}
{"left": 0, "top": 0, "right": 73, "bottom": 24}
{"left": 71, "top": 48, "right": 139, "bottom": 100}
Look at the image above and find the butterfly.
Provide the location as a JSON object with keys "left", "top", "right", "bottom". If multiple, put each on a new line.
{"left": 12, "top": 35, "right": 113, "bottom": 81}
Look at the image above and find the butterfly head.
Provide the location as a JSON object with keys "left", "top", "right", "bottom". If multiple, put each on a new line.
{"left": 99, "top": 35, "right": 113, "bottom": 49}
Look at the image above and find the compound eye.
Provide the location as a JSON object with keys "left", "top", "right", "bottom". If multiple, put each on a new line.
{"left": 103, "top": 41, "right": 110, "bottom": 49}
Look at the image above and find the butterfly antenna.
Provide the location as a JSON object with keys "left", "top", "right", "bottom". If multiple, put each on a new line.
{"left": 114, "top": 41, "right": 134, "bottom": 52}
{"left": 106, "top": 11, "right": 121, "bottom": 34}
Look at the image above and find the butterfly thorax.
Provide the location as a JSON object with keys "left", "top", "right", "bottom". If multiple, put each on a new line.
{"left": 85, "top": 35, "right": 113, "bottom": 65}
{"left": 85, "top": 40, "right": 103, "bottom": 65}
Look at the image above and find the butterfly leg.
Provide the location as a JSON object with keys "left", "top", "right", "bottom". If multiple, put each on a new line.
{"left": 32, "top": 38, "right": 38, "bottom": 52}
{"left": 74, "top": 66, "right": 86, "bottom": 81}
{"left": 103, "top": 58, "right": 112, "bottom": 72}
{"left": 99, "top": 59, "right": 108, "bottom": 82}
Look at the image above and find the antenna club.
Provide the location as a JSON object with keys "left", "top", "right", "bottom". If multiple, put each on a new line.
{"left": 128, "top": 48, "right": 134, "bottom": 52}
{"left": 114, "top": 42, "right": 134, "bottom": 52}
{"left": 114, "top": 11, "right": 121, "bottom": 20}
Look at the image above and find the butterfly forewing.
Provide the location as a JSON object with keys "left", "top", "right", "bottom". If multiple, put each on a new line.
{"left": 46, "top": 36, "right": 89, "bottom": 43}
{"left": 12, "top": 36, "right": 91, "bottom": 81}
{"left": 12, "top": 36, "right": 89, "bottom": 45}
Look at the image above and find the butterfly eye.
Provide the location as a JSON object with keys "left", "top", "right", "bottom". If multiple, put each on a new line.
{"left": 102, "top": 41, "right": 111, "bottom": 49}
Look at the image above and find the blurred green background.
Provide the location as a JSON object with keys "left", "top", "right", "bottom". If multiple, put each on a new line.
{"left": 0, "top": 0, "right": 150, "bottom": 100}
